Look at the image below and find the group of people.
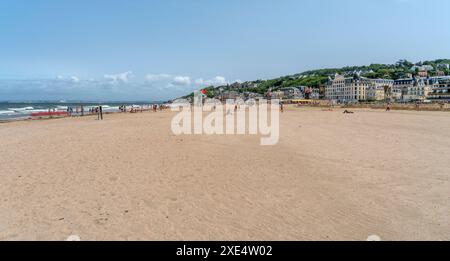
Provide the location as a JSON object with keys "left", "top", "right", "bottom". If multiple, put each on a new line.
{"left": 64, "top": 106, "right": 108, "bottom": 116}
{"left": 66, "top": 106, "right": 86, "bottom": 116}
{"left": 89, "top": 107, "right": 99, "bottom": 114}
{"left": 122, "top": 104, "right": 168, "bottom": 113}
{"left": 62, "top": 104, "right": 168, "bottom": 118}
{"left": 119, "top": 105, "right": 127, "bottom": 112}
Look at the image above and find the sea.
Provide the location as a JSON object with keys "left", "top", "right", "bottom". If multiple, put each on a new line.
{"left": 0, "top": 101, "right": 162, "bottom": 121}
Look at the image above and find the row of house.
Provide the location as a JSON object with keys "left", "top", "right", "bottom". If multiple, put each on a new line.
{"left": 411, "top": 64, "right": 450, "bottom": 71}
{"left": 221, "top": 90, "right": 266, "bottom": 100}
{"left": 270, "top": 86, "right": 320, "bottom": 100}
{"left": 325, "top": 73, "right": 450, "bottom": 102}
{"left": 219, "top": 86, "right": 321, "bottom": 101}
{"left": 197, "top": 74, "right": 450, "bottom": 103}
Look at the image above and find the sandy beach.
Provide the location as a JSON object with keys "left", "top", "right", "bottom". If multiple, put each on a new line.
{"left": 0, "top": 107, "right": 449, "bottom": 241}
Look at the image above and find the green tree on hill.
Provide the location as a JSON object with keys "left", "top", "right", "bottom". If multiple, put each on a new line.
{"left": 176, "top": 59, "right": 450, "bottom": 101}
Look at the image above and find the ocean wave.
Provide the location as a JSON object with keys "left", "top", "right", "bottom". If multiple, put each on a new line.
{"left": 27, "top": 109, "right": 51, "bottom": 113}
{"left": 7, "top": 107, "right": 34, "bottom": 112}
{"left": 0, "top": 110, "right": 16, "bottom": 115}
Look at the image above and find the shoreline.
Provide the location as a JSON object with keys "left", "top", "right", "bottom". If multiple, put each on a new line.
{"left": 2, "top": 103, "right": 450, "bottom": 125}
{"left": 0, "top": 107, "right": 160, "bottom": 124}
{"left": 0, "top": 102, "right": 165, "bottom": 124}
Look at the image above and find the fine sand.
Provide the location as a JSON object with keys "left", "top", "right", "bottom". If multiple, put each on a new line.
{"left": 0, "top": 107, "right": 449, "bottom": 240}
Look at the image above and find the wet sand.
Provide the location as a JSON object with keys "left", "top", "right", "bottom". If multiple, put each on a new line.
{"left": 0, "top": 107, "right": 449, "bottom": 240}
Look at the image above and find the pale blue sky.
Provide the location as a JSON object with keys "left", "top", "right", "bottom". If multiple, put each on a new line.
{"left": 0, "top": 0, "right": 449, "bottom": 100}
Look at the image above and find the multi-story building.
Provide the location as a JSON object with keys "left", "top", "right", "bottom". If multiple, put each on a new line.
{"left": 366, "top": 85, "right": 385, "bottom": 101}
{"left": 245, "top": 92, "right": 264, "bottom": 100}
{"left": 436, "top": 70, "right": 446, "bottom": 77}
{"left": 393, "top": 77, "right": 433, "bottom": 101}
{"left": 311, "top": 88, "right": 320, "bottom": 100}
{"left": 325, "top": 74, "right": 393, "bottom": 102}
{"left": 437, "top": 64, "right": 450, "bottom": 70}
{"left": 429, "top": 76, "right": 450, "bottom": 82}
{"left": 271, "top": 90, "right": 285, "bottom": 99}
{"left": 411, "top": 65, "right": 434, "bottom": 72}
{"left": 428, "top": 78, "right": 450, "bottom": 101}
{"left": 391, "top": 86, "right": 403, "bottom": 101}
{"left": 418, "top": 70, "right": 428, "bottom": 77}
{"left": 279, "top": 87, "right": 302, "bottom": 99}
{"left": 222, "top": 90, "right": 239, "bottom": 100}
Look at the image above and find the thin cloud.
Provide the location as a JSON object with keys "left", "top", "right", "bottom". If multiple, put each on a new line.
{"left": 172, "top": 76, "right": 191, "bottom": 86}
{"left": 104, "top": 71, "right": 134, "bottom": 84}
{"left": 145, "top": 73, "right": 172, "bottom": 82}
{"left": 70, "top": 76, "right": 80, "bottom": 83}
{"left": 195, "top": 76, "right": 228, "bottom": 87}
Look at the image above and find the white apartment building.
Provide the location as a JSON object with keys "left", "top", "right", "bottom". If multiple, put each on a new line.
{"left": 326, "top": 74, "right": 393, "bottom": 102}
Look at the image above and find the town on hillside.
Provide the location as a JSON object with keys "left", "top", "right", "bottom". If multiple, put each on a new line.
{"left": 177, "top": 59, "right": 450, "bottom": 105}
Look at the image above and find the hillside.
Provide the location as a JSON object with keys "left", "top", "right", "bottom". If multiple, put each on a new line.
{"left": 180, "top": 59, "right": 450, "bottom": 99}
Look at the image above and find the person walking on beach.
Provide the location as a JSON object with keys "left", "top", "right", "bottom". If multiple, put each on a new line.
{"left": 97, "top": 106, "right": 103, "bottom": 120}
{"left": 386, "top": 103, "right": 391, "bottom": 112}
{"left": 280, "top": 102, "right": 284, "bottom": 113}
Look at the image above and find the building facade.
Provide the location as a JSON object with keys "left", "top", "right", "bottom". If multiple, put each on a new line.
{"left": 325, "top": 74, "right": 393, "bottom": 102}
{"left": 418, "top": 70, "right": 428, "bottom": 77}
{"left": 393, "top": 77, "right": 433, "bottom": 101}
{"left": 279, "top": 87, "right": 303, "bottom": 99}
{"left": 366, "top": 85, "right": 385, "bottom": 101}
{"left": 428, "top": 78, "right": 450, "bottom": 101}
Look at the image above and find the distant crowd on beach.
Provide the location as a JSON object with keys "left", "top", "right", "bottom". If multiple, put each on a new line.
{"left": 25, "top": 104, "right": 170, "bottom": 121}
{"left": 62, "top": 104, "right": 169, "bottom": 117}
{"left": 65, "top": 105, "right": 102, "bottom": 117}
{"left": 122, "top": 104, "right": 169, "bottom": 113}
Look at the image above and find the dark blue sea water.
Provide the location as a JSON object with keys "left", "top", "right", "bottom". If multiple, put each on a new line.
{"left": 0, "top": 101, "right": 161, "bottom": 121}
